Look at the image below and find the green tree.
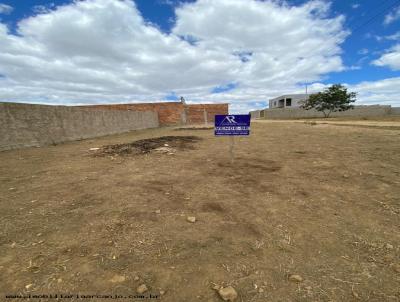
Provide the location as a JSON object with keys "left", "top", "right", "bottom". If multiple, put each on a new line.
{"left": 301, "top": 84, "right": 356, "bottom": 118}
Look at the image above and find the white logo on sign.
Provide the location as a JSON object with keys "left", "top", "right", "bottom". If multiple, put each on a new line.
{"left": 221, "top": 116, "right": 237, "bottom": 125}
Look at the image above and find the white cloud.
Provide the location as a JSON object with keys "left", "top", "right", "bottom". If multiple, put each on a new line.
{"left": 173, "top": 0, "right": 347, "bottom": 86}
{"left": 385, "top": 31, "right": 400, "bottom": 41}
{"left": 0, "top": 3, "right": 13, "bottom": 14}
{"left": 0, "top": 0, "right": 233, "bottom": 101}
{"left": 348, "top": 65, "right": 361, "bottom": 70}
{"left": 1, "top": 0, "right": 392, "bottom": 114}
{"left": 352, "top": 4, "right": 360, "bottom": 9}
{"left": 374, "top": 31, "right": 400, "bottom": 42}
{"left": 350, "top": 77, "right": 400, "bottom": 106}
{"left": 372, "top": 44, "right": 400, "bottom": 70}
{"left": 384, "top": 5, "right": 400, "bottom": 25}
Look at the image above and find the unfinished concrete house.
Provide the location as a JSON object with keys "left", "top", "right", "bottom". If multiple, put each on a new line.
{"left": 269, "top": 94, "right": 309, "bottom": 109}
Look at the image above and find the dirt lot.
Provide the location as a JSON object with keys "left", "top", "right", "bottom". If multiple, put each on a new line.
{"left": 1, "top": 121, "right": 399, "bottom": 302}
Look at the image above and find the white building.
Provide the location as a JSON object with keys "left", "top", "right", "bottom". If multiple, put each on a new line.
{"left": 269, "top": 94, "right": 309, "bottom": 109}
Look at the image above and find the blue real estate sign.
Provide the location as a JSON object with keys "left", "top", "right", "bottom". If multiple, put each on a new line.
{"left": 214, "top": 114, "right": 251, "bottom": 136}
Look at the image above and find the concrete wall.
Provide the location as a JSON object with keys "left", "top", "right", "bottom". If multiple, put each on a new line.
{"left": 78, "top": 102, "right": 184, "bottom": 125}
{"left": 261, "top": 105, "right": 393, "bottom": 119}
{"left": 0, "top": 102, "right": 159, "bottom": 151}
{"left": 250, "top": 110, "right": 261, "bottom": 119}
{"left": 78, "top": 102, "right": 229, "bottom": 125}
{"left": 391, "top": 107, "right": 400, "bottom": 115}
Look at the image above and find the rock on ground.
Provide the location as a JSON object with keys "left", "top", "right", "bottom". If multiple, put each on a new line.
{"left": 187, "top": 216, "right": 196, "bottom": 223}
{"left": 137, "top": 284, "right": 148, "bottom": 294}
{"left": 288, "top": 274, "right": 303, "bottom": 283}
{"left": 109, "top": 274, "right": 125, "bottom": 283}
{"left": 218, "top": 286, "right": 238, "bottom": 301}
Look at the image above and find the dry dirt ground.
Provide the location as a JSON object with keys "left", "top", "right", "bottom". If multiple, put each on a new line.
{"left": 1, "top": 121, "right": 399, "bottom": 302}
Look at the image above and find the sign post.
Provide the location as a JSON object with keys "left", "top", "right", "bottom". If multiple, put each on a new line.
{"left": 229, "top": 136, "right": 234, "bottom": 163}
{"left": 215, "top": 114, "right": 251, "bottom": 164}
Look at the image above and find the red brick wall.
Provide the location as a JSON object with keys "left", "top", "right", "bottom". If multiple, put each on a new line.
{"left": 186, "top": 104, "right": 229, "bottom": 124}
{"left": 77, "top": 102, "right": 228, "bottom": 126}
{"left": 120, "top": 103, "right": 185, "bottom": 125}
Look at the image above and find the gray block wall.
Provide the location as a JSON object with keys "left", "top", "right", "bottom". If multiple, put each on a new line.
{"left": 391, "top": 107, "right": 400, "bottom": 115}
{"left": 249, "top": 110, "right": 261, "bottom": 119}
{"left": 0, "top": 102, "right": 159, "bottom": 151}
{"left": 261, "top": 105, "right": 392, "bottom": 119}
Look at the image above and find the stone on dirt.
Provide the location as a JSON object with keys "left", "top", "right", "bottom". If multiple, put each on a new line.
{"left": 110, "top": 274, "right": 126, "bottom": 283}
{"left": 385, "top": 243, "right": 394, "bottom": 250}
{"left": 218, "top": 286, "right": 238, "bottom": 301}
{"left": 154, "top": 147, "right": 175, "bottom": 154}
{"left": 187, "top": 216, "right": 196, "bottom": 223}
{"left": 391, "top": 263, "right": 400, "bottom": 273}
{"left": 155, "top": 210, "right": 161, "bottom": 214}
{"left": 134, "top": 276, "right": 140, "bottom": 281}
{"left": 288, "top": 274, "right": 303, "bottom": 283}
{"left": 137, "top": 284, "right": 148, "bottom": 294}
{"left": 89, "top": 148, "right": 100, "bottom": 151}
{"left": 352, "top": 289, "right": 360, "bottom": 299}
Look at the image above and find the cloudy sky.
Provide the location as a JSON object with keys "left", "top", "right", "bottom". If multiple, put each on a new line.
{"left": 0, "top": 0, "right": 399, "bottom": 113}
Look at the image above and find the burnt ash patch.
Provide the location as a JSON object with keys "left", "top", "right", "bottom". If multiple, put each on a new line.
{"left": 174, "top": 127, "right": 213, "bottom": 131}
{"left": 95, "top": 136, "right": 202, "bottom": 156}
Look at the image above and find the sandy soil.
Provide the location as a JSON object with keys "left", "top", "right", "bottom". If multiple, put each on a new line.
{"left": 1, "top": 121, "right": 399, "bottom": 301}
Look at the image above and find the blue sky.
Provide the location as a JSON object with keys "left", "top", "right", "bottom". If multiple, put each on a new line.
{"left": 0, "top": 0, "right": 399, "bottom": 112}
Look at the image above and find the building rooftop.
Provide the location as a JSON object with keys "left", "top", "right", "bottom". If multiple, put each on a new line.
{"left": 269, "top": 94, "right": 309, "bottom": 102}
